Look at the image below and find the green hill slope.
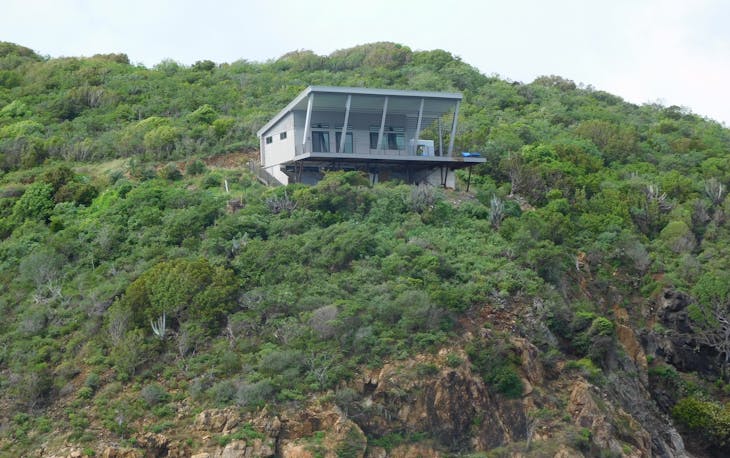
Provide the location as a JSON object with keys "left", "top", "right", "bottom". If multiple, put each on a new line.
{"left": 1, "top": 41, "right": 730, "bottom": 457}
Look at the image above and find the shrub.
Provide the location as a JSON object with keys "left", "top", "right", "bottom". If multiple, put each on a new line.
{"left": 13, "top": 363, "right": 54, "bottom": 410}
{"left": 466, "top": 335, "right": 524, "bottom": 398}
{"left": 158, "top": 163, "right": 182, "bottom": 181}
{"left": 236, "top": 380, "right": 274, "bottom": 408}
{"left": 54, "top": 181, "right": 98, "bottom": 205}
{"left": 109, "top": 329, "right": 146, "bottom": 381}
{"left": 208, "top": 380, "right": 236, "bottom": 405}
{"left": 416, "top": 362, "right": 439, "bottom": 377}
{"left": 567, "top": 426, "right": 592, "bottom": 452}
{"left": 671, "top": 397, "right": 730, "bottom": 452}
{"left": 120, "top": 258, "right": 237, "bottom": 332}
{"left": 216, "top": 424, "right": 263, "bottom": 446}
{"left": 445, "top": 353, "right": 464, "bottom": 368}
{"left": 203, "top": 172, "right": 223, "bottom": 188}
{"left": 566, "top": 358, "right": 603, "bottom": 383}
{"left": 309, "top": 305, "right": 339, "bottom": 339}
{"left": 11, "top": 181, "right": 54, "bottom": 222}
{"left": 410, "top": 184, "right": 440, "bottom": 213}
{"left": 491, "top": 366, "right": 524, "bottom": 398}
{"left": 186, "top": 159, "right": 207, "bottom": 176}
{"left": 77, "top": 387, "right": 94, "bottom": 400}
{"left": 140, "top": 383, "right": 168, "bottom": 406}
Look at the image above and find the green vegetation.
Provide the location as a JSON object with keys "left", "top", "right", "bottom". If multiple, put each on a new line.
{"left": 467, "top": 334, "right": 525, "bottom": 398}
{"left": 215, "top": 423, "right": 264, "bottom": 446}
{"left": 673, "top": 396, "right": 730, "bottom": 449}
{"left": 1, "top": 40, "right": 730, "bottom": 455}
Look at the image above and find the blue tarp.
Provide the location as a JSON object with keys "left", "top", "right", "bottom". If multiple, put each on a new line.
{"left": 461, "top": 152, "right": 482, "bottom": 157}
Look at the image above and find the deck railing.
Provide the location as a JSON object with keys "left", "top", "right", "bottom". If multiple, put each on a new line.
{"left": 295, "top": 144, "right": 447, "bottom": 157}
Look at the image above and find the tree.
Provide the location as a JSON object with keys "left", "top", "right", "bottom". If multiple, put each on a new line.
{"left": 121, "top": 258, "right": 237, "bottom": 333}
{"left": 690, "top": 273, "right": 730, "bottom": 378}
{"left": 143, "top": 125, "right": 180, "bottom": 159}
{"left": 11, "top": 182, "right": 54, "bottom": 222}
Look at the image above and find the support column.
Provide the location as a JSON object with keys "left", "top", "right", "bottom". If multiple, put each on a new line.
{"left": 413, "top": 98, "right": 424, "bottom": 154}
{"left": 303, "top": 93, "right": 314, "bottom": 153}
{"left": 447, "top": 100, "right": 460, "bottom": 156}
{"left": 339, "top": 94, "right": 351, "bottom": 153}
{"left": 377, "top": 96, "right": 388, "bottom": 153}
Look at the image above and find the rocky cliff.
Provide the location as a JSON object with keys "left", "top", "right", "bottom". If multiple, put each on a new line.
{"left": 41, "top": 300, "right": 695, "bottom": 458}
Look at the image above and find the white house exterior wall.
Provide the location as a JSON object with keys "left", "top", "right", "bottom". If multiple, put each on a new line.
{"left": 260, "top": 112, "right": 295, "bottom": 184}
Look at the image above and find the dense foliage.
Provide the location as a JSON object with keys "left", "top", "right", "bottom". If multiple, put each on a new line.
{"left": 1, "top": 40, "right": 730, "bottom": 454}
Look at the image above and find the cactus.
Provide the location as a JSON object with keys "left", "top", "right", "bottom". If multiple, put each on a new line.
{"left": 150, "top": 312, "right": 166, "bottom": 340}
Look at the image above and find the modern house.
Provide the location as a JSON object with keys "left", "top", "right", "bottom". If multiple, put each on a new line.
{"left": 256, "top": 86, "right": 485, "bottom": 187}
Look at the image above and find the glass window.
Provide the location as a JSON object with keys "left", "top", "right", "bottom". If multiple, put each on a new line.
{"left": 279, "top": 132, "right": 287, "bottom": 140}
{"left": 312, "top": 131, "right": 329, "bottom": 152}
{"left": 335, "top": 132, "right": 353, "bottom": 153}
{"left": 369, "top": 132, "right": 380, "bottom": 149}
{"left": 369, "top": 127, "right": 404, "bottom": 150}
{"left": 265, "top": 136, "right": 272, "bottom": 144}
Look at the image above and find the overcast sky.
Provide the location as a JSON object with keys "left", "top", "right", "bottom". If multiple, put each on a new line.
{"left": 3, "top": 0, "right": 729, "bottom": 124}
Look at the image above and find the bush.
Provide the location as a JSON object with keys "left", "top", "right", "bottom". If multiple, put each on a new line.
{"left": 566, "top": 358, "right": 603, "bottom": 384}
{"left": 466, "top": 335, "right": 524, "bottom": 398}
{"left": 203, "top": 172, "right": 223, "bottom": 188}
{"left": 84, "top": 373, "right": 101, "bottom": 390}
{"left": 236, "top": 380, "right": 274, "bottom": 408}
{"left": 208, "top": 380, "right": 236, "bottom": 405}
{"left": 491, "top": 365, "right": 524, "bottom": 398}
{"left": 11, "top": 182, "right": 54, "bottom": 222}
{"left": 120, "top": 258, "right": 237, "bottom": 332}
{"left": 54, "top": 181, "right": 98, "bottom": 205}
{"left": 158, "top": 163, "right": 182, "bottom": 181}
{"left": 13, "top": 363, "right": 54, "bottom": 410}
{"left": 77, "top": 386, "right": 94, "bottom": 400}
{"left": 445, "top": 353, "right": 464, "bottom": 368}
{"left": 567, "top": 426, "right": 592, "bottom": 452}
{"left": 416, "top": 362, "right": 439, "bottom": 377}
{"left": 186, "top": 159, "right": 207, "bottom": 176}
{"left": 672, "top": 396, "right": 730, "bottom": 451}
{"left": 140, "top": 383, "right": 168, "bottom": 406}
{"left": 109, "top": 329, "right": 146, "bottom": 381}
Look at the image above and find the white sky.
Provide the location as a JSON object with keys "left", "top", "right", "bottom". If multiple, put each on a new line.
{"left": 2, "top": 0, "right": 729, "bottom": 125}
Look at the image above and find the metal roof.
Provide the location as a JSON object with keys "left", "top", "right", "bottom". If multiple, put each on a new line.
{"left": 256, "top": 86, "right": 462, "bottom": 137}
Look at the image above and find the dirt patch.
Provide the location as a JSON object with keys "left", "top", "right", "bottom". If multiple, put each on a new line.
{"left": 202, "top": 151, "right": 258, "bottom": 169}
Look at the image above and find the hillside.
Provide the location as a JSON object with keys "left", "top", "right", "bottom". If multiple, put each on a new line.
{"left": 1, "top": 41, "right": 730, "bottom": 457}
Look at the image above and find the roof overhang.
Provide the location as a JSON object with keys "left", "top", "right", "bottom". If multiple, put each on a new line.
{"left": 257, "top": 86, "right": 462, "bottom": 137}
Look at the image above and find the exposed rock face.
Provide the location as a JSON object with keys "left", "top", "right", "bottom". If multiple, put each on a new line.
{"left": 279, "top": 407, "right": 366, "bottom": 458}
{"left": 135, "top": 433, "right": 178, "bottom": 457}
{"left": 657, "top": 290, "right": 693, "bottom": 334}
{"left": 514, "top": 337, "right": 544, "bottom": 385}
{"left": 100, "top": 449, "right": 142, "bottom": 458}
{"left": 569, "top": 380, "right": 651, "bottom": 456}
{"left": 357, "top": 354, "right": 528, "bottom": 453}
{"left": 43, "top": 309, "right": 694, "bottom": 458}
{"left": 388, "top": 444, "right": 441, "bottom": 458}
{"left": 194, "top": 408, "right": 243, "bottom": 434}
{"left": 644, "top": 289, "right": 720, "bottom": 376}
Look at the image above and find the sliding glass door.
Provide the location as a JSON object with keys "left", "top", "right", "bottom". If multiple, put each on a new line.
{"left": 311, "top": 130, "right": 330, "bottom": 152}
{"left": 335, "top": 131, "right": 353, "bottom": 153}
